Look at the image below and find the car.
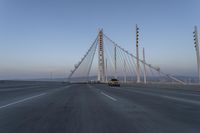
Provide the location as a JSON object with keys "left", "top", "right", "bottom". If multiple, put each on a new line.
{"left": 108, "top": 78, "right": 120, "bottom": 87}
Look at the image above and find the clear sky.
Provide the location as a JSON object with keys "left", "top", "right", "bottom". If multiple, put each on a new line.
{"left": 0, "top": 0, "right": 200, "bottom": 79}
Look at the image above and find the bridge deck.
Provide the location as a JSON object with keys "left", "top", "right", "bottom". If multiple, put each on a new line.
{"left": 0, "top": 81, "right": 200, "bottom": 133}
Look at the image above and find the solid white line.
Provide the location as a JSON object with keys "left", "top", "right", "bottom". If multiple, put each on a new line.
{"left": 160, "top": 95, "right": 200, "bottom": 106}
{"left": 0, "top": 86, "right": 41, "bottom": 92}
{"left": 121, "top": 87, "right": 200, "bottom": 97}
{"left": 101, "top": 92, "right": 117, "bottom": 101}
{"left": 0, "top": 93, "right": 46, "bottom": 109}
{"left": 113, "top": 87, "right": 200, "bottom": 106}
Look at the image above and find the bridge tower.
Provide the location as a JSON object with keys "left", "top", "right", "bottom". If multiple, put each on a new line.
{"left": 98, "top": 29, "right": 106, "bottom": 82}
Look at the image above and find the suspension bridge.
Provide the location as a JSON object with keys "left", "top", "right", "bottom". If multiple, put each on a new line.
{"left": 1, "top": 27, "right": 200, "bottom": 133}
{"left": 68, "top": 27, "right": 186, "bottom": 85}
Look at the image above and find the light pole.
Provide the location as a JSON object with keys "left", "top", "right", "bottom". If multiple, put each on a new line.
{"left": 143, "top": 48, "right": 147, "bottom": 84}
{"left": 193, "top": 26, "right": 200, "bottom": 83}
{"left": 136, "top": 24, "right": 140, "bottom": 83}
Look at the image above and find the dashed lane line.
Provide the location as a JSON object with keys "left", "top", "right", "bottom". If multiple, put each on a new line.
{"left": 101, "top": 92, "right": 117, "bottom": 101}
{"left": 0, "top": 93, "right": 46, "bottom": 109}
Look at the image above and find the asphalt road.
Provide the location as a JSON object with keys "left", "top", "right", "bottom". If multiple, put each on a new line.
{"left": 0, "top": 82, "right": 200, "bottom": 133}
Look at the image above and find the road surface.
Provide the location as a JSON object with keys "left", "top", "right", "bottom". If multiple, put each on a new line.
{"left": 0, "top": 81, "right": 200, "bottom": 133}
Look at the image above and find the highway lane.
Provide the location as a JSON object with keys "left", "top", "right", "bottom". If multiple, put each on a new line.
{"left": 93, "top": 84, "right": 200, "bottom": 132}
{"left": 0, "top": 83, "right": 200, "bottom": 133}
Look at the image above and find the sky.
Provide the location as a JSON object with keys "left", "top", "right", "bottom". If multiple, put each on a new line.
{"left": 0, "top": 0, "right": 200, "bottom": 79}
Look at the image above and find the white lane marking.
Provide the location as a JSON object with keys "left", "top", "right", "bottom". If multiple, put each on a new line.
{"left": 88, "top": 85, "right": 99, "bottom": 90}
{"left": 0, "top": 86, "right": 41, "bottom": 92}
{"left": 113, "top": 87, "right": 200, "bottom": 106}
{"left": 87, "top": 85, "right": 93, "bottom": 89}
{"left": 58, "top": 85, "right": 71, "bottom": 91}
{"left": 58, "top": 85, "right": 71, "bottom": 90}
{"left": 0, "top": 93, "right": 46, "bottom": 109}
{"left": 160, "top": 95, "right": 200, "bottom": 106}
{"left": 122, "top": 87, "right": 200, "bottom": 97}
{"left": 101, "top": 92, "right": 117, "bottom": 101}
